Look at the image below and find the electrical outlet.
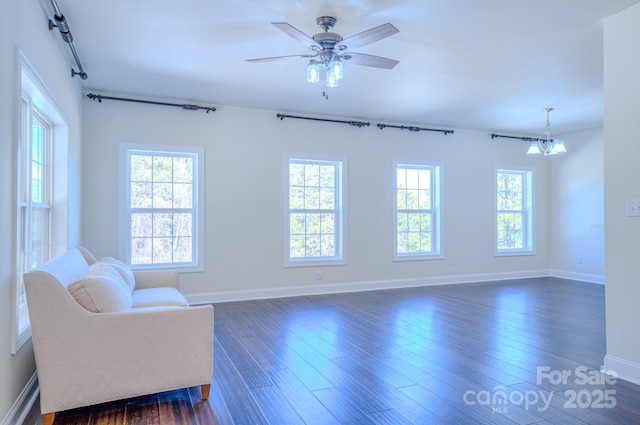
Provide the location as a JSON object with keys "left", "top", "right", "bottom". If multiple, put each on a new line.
{"left": 316, "top": 270, "right": 323, "bottom": 280}
{"left": 626, "top": 200, "right": 640, "bottom": 217}
{"left": 450, "top": 257, "right": 456, "bottom": 266}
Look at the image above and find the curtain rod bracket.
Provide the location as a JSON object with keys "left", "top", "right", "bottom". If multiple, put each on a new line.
{"left": 71, "top": 69, "right": 87, "bottom": 80}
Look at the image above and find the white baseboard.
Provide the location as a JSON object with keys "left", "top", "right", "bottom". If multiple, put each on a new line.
{"left": 187, "top": 269, "right": 553, "bottom": 305}
{"left": 549, "top": 269, "right": 605, "bottom": 284}
{"left": 604, "top": 355, "right": 640, "bottom": 386}
{"left": 0, "top": 372, "right": 38, "bottom": 425}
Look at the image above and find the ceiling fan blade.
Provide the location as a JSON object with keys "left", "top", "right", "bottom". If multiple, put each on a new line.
{"left": 272, "top": 22, "right": 322, "bottom": 49}
{"left": 246, "top": 54, "right": 316, "bottom": 63}
{"left": 342, "top": 52, "right": 399, "bottom": 69}
{"left": 337, "top": 23, "right": 399, "bottom": 50}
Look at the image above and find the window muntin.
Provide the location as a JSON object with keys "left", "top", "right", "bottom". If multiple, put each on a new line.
{"left": 286, "top": 155, "right": 345, "bottom": 266}
{"left": 394, "top": 162, "right": 442, "bottom": 260}
{"left": 496, "top": 168, "right": 533, "bottom": 254}
{"left": 123, "top": 145, "right": 203, "bottom": 271}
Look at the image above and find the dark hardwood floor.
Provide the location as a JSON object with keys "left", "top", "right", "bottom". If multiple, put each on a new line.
{"left": 22, "top": 278, "right": 640, "bottom": 424}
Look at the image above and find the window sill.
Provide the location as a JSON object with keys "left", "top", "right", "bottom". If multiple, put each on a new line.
{"left": 285, "top": 258, "right": 347, "bottom": 268}
{"left": 495, "top": 250, "right": 535, "bottom": 257}
{"left": 12, "top": 324, "right": 31, "bottom": 355}
{"left": 393, "top": 254, "right": 444, "bottom": 262}
{"left": 130, "top": 264, "right": 204, "bottom": 273}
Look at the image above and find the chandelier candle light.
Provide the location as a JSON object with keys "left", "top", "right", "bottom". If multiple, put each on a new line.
{"left": 527, "top": 107, "right": 567, "bottom": 155}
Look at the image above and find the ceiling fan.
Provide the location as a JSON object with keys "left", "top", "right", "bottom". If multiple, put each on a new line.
{"left": 247, "top": 16, "right": 399, "bottom": 97}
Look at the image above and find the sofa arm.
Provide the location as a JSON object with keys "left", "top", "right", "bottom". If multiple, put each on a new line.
{"left": 133, "top": 269, "right": 179, "bottom": 289}
{"left": 34, "top": 303, "right": 214, "bottom": 414}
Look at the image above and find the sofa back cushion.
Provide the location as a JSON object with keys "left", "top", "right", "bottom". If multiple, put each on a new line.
{"left": 37, "top": 248, "right": 90, "bottom": 290}
{"left": 68, "top": 262, "right": 133, "bottom": 313}
{"left": 101, "top": 257, "right": 136, "bottom": 291}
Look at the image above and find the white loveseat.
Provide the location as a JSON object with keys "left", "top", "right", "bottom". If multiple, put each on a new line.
{"left": 24, "top": 247, "right": 213, "bottom": 425}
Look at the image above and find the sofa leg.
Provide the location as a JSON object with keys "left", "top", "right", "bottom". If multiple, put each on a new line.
{"left": 201, "top": 383, "right": 211, "bottom": 400}
{"left": 42, "top": 412, "right": 55, "bottom": 425}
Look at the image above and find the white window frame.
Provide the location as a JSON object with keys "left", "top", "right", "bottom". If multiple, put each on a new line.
{"left": 495, "top": 167, "right": 535, "bottom": 256}
{"left": 13, "top": 51, "right": 70, "bottom": 354}
{"left": 393, "top": 160, "right": 443, "bottom": 261}
{"left": 119, "top": 144, "right": 205, "bottom": 272}
{"left": 284, "top": 153, "right": 347, "bottom": 267}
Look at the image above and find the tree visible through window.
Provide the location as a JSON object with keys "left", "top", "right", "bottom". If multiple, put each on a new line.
{"left": 286, "top": 156, "right": 345, "bottom": 266}
{"left": 394, "top": 162, "right": 441, "bottom": 260}
{"left": 123, "top": 146, "right": 203, "bottom": 270}
{"left": 496, "top": 168, "right": 533, "bottom": 253}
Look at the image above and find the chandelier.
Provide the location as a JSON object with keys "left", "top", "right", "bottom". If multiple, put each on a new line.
{"left": 526, "top": 108, "right": 567, "bottom": 155}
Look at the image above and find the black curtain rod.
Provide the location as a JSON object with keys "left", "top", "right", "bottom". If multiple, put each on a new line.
{"left": 491, "top": 133, "right": 544, "bottom": 142}
{"left": 86, "top": 93, "right": 217, "bottom": 113}
{"left": 277, "top": 113, "right": 370, "bottom": 127}
{"left": 377, "top": 123, "right": 454, "bottom": 135}
{"left": 48, "top": 0, "right": 87, "bottom": 79}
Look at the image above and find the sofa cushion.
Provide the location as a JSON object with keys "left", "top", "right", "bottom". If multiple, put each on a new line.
{"left": 132, "top": 287, "right": 190, "bottom": 309}
{"left": 68, "top": 262, "right": 133, "bottom": 313}
{"left": 38, "top": 248, "right": 90, "bottom": 290}
{"left": 101, "top": 256, "right": 136, "bottom": 291}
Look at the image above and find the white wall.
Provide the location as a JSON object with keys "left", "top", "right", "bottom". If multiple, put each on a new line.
{"left": 550, "top": 128, "right": 605, "bottom": 282}
{"left": 0, "top": 0, "right": 83, "bottom": 422}
{"left": 603, "top": 2, "right": 640, "bottom": 384}
{"left": 82, "top": 97, "right": 554, "bottom": 300}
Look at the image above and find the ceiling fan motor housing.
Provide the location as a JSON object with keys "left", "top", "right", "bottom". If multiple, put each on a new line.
{"left": 311, "top": 32, "right": 344, "bottom": 64}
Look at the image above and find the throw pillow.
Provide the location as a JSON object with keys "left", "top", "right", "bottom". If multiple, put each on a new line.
{"left": 68, "top": 262, "right": 133, "bottom": 313}
{"left": 101, "top": 256, "right": 136, "bottom": 291}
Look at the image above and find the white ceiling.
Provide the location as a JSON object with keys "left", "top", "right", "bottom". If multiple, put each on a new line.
{"left": 52, "top": 0, "right": 640, "bottom": 135}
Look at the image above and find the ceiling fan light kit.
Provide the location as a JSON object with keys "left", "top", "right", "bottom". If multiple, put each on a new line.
{"left": 247, "top": 15, "right": 399, "bottom": 98}
{"left": 306, "top": 60, "right": 320, "bottom": 83}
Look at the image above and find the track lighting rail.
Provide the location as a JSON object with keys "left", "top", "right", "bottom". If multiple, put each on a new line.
{"left": 276, "top": 113, "right": 370, "bottom": 127}
{"left": 86, "top": 93, "right": 217, "bottom": 113}
{"left": 377, "top": 123, "right": 454, "bottom": 135}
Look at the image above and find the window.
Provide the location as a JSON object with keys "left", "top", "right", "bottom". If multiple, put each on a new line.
{"left": 16, "top": 98, "right": 52, "bottom": 349}
{"left": 121, "top": 144, "right": 204, "bottom": 271}
{"left": 21, "top": 110, "right": 52, "bottom": 267}
{"left": 14, "top": 52, "right": 69, "bottom": 354}
{"left": 496, "top": 168, "right": 534, "bottom": 255}
{"left": 394, "top": 161, "right": 442, "bottom": 260}
{"left": 285, "top": 154, "right": 346, "bottom": 266}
